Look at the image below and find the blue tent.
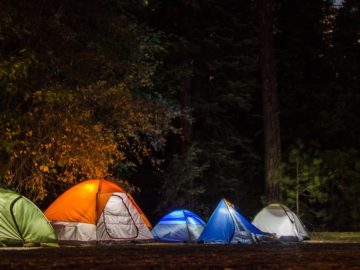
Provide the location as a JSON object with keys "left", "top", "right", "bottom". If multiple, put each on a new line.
{"left": 198, "top": 199, "right": 267, "bottom": 244}
{"left": 152, "top": 209, "right": 206, "bottom": 242}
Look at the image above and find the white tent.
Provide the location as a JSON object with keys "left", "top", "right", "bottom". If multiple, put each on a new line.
{"left": 252, "top": 204, "right": 309, "bottom": 242}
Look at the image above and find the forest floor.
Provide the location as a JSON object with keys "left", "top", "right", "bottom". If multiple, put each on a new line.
{"left": 1, "top": 242, "right": 360, "bottom": 270}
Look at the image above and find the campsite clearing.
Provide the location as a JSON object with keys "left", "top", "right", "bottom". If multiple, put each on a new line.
{"left": 1, "top": 242, "right": 359, "bottom": 269}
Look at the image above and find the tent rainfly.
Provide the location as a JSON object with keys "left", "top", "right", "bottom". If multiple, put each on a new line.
{"left": 252, "top": 204, "right": 310, "bottom": 242}
{"left": 0, "top": 188, "right": 58, "bottom": 247}
{"left": 152, "top": 209, "right": 206, "bottom": 242}
{"left": 45, "top": 179, "right": 153, "bottom": 243}
{"left": 199, "top": 199, "right": 268, "bottom": 244}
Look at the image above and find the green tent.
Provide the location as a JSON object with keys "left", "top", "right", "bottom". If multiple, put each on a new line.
{"left": 0, "top": 188, "right": 58, "bottom": 247}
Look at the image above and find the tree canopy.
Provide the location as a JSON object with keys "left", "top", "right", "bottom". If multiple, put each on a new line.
{"left": 0, "top": 0, "right": 359, "bottom": 231}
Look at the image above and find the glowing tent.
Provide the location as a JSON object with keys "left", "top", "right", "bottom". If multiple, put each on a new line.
{"left": 252, "top": 204, "right": 309, "bottom": 242}
{"left": 152, "top": 209, "right": 206, "bottom": 242}
{"left": 199, "top": 199, "right": 267, "bottom": 244}
{"left": 45, "top": 179, "right": 153, "bottom": 243}
{"left": 0, "top": 188, "right": 58, "bottom": 247}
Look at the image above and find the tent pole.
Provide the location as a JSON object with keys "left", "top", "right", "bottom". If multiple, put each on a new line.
{"left": 10, "top": 196, "right": 25, "bottom": 243}
{"left": 296, "top": 160, "right": 300, "bottom": 216}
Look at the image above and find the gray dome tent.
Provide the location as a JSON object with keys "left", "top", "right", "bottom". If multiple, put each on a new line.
{"left": 252, "top": 204, "right": 309, "bottom": 242}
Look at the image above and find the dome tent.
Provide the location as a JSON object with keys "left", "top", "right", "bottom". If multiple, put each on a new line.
{"left": 252, "top": 204, "right": 309, "bottom": 242}
{"left": 199, "top": 199, "right": 268, "bottom": 244}
{"left": 45, "top": 179, "right": 153, "bottom": 243}
{"left": 152, "top": 209, "right": 206, "bottom": 242}
{"left": 0, "top": 188, "right": 58, "bottom": 247}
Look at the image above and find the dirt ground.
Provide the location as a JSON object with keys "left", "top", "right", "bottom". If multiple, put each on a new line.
{"left": 0, "top": 242, "right": 359, "bottom": 270}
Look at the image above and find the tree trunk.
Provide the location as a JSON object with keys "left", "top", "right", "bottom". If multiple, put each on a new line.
{"left": 257, "top": 0, "right": 282, "bottom": 203}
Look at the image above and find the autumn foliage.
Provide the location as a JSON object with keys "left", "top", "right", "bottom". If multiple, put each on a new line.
{"left": 0, "top": 1, "right": 178, "bottom": 202}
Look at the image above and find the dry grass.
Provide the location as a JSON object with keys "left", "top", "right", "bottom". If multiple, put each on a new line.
{"left": 309, "top": 232, "right": 360, "bottom": 242}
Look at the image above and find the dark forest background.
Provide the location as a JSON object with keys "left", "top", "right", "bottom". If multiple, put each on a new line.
{"left": 0, "top": 0, "right": 359, "bottom": 231}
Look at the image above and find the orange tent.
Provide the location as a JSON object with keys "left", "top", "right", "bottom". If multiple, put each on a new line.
{"left": 45, "top": 179, "right": 153, "bottom": 243}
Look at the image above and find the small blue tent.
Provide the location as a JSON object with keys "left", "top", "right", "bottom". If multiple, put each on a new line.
{"left": 152, "top": 209, "right": 206, "bottom": 242}
{"left": 199, "top": 199, "right": 267, "bottom": 244}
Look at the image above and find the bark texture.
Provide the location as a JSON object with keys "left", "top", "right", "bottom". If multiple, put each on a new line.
{"left": 257, "top": 0, "right": 282, "bottom": 203}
